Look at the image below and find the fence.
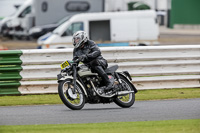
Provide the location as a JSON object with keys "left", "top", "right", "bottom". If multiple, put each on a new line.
{"left": 0, "top": 45, "right": 200, "bottom": 95}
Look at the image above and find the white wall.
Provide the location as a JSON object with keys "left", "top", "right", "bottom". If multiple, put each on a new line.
{"left": 157, "top": 0, "right": 168, "bottom": 10}
{"left": 105, "top": 0, "right": 127, "bottom": 11}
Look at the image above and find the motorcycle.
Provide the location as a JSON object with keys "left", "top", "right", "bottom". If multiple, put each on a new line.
{"left": 57, "top": 58, "right": 138, "bottom": 110}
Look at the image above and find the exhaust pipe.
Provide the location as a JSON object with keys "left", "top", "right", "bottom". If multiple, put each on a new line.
{"left": 117, "top": 91, "right": 134, "bottom": 96}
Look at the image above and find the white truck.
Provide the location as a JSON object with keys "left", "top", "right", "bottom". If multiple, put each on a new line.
{"left": 38, "top": 10, "right": 159, "bottom": 49}
{"left": 0, "top": 0, "right": 104, "bottom": 38}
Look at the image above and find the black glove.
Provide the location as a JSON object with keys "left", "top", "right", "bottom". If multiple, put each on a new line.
{"left": 73, "top": 56, "right": 79, "bottom": 62}
{"left": 79, "top": 54, "right": 88, "bottom": 62}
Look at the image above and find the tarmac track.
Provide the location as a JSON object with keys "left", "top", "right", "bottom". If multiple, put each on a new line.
{"left": 0, "top": 98, "right": 200, "bottom": 125}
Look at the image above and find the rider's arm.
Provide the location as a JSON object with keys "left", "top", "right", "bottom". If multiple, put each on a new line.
{"left": 72, "top": 48, "right": 78, "bottom": 61}
{"left": 86, "top": 41, "right": 101, "bottom": 59}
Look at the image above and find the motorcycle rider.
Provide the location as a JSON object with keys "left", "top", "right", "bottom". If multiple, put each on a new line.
{"left": 72, "top": 31, "right": 113, "bottom": 92}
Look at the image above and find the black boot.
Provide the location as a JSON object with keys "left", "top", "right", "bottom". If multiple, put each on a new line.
{"left": 94, "top": 66, "right": 113, "bottom": 91}
{"left": 102, "top": 73, "right": 113, "bottom": 91}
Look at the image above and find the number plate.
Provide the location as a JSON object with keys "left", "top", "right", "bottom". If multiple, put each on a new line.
{"left": 60, "top": 60, "right": 70, "bottom": 69}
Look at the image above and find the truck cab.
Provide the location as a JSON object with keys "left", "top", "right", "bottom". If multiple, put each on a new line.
{"left": 0, "top": 0, "right": 33, "bottom": 38}
{"left": 1, "top": 0, "right": 104, "bottom": 39}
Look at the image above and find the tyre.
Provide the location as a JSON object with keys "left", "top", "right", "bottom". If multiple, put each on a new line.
{"left": 114, "top": 75, "right": 135, "bottom": 108}
{"left": 58, "top": 79, "right": 85, "bottom": 110}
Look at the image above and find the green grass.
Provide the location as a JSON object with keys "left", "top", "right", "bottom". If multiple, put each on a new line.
{"left": 0, "top": 119, "right": 199, "bottom": 133}
{"left": 0, "top": 88, "right": 200, "bottom": 106}
{"left": 136, "top": 88, "right": 200, "bottom": 101}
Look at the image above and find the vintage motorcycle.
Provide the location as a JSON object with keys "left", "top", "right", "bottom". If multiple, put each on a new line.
{"left": 57, "top": 58, "right": 137, "bottom": 110}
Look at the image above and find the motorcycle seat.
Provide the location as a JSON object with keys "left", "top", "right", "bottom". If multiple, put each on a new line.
{"left": 105, "top": 65, "right": 119, "bottom": 74}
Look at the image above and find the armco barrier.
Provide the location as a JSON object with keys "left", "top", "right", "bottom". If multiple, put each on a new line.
{"left": 0, "top": 50, "right": 22, "bottom": 95}
{"left": 0, "top": 45, "right": 200, "bottom": 95}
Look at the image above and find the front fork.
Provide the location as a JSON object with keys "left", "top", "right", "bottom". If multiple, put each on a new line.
{"left": 72, "top": 65, "right": 77, "bottom": 94}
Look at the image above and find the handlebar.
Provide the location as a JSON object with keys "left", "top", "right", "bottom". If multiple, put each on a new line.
{"left": 74, "top": 58, "right": 81, "bottom": 63}
{"left": 73, "top": 56, "right": 82, "bottom": 64}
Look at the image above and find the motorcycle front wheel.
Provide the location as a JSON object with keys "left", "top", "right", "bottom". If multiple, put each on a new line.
{"left": 58, "top": 79, "right": 85, "bottom": 110}
{"left": 114, "top": 75, "right": 135, "bottom": 108}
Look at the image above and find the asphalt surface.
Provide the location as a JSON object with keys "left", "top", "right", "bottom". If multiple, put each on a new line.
{"left": 0, "top": 98, "right": 200, "bottom": 125}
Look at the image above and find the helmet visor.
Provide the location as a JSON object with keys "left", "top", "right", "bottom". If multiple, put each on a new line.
{"left": 73, "top": 36, "right": 81, "bottom": 48}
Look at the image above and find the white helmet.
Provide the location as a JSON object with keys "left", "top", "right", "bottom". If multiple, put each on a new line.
{"left": 72, "top": 31, "right": 88, "bottom": 48}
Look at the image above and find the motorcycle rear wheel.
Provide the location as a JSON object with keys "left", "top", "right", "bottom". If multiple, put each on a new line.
{"left": 58, "top": 80, "right": 85, "bottom": 110}
{"left": 114, "top": 75, "right": 135, "bottom": 108}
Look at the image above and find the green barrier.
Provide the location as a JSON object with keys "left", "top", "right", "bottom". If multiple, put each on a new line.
{"left": 0, "top": 73, "right": 22, "bottom": 80}
{"left": 0, "top": 50, "right": 22, "bottom": 65}
{"left": 0, "top": 82, "right": 21, "bottom": 95}
{"left": 0, "top": 65, "right": 22, "bottom": 71}
{"left": 0, "top": 50, "right": 23, "bottom": 95}
{"left": 0, "top": 58, "right": 22, "bottom": 65}
{"left": 0, "top": 50, "right": 22, "bottom": 55}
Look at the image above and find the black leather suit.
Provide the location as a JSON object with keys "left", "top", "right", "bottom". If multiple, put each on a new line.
{"left": 73, "top": 40, "right": 112, "bottom": 90}
{"left": 73, "top": 40, "right": 107, "bottom": 70}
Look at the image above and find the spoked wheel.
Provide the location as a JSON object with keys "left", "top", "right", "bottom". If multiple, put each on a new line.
{"left": 58, "top": 79, "right": 85, "bottom": 110}
{"left": 114, "top": 75, "right": 135, "bottom": 108}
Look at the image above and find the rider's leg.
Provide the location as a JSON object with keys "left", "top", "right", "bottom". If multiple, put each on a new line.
{"left": 93, "top": 65, "right": 113, "bottom": 91}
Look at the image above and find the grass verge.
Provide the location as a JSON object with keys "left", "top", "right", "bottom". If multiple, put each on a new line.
{"left": 0, "top": 88, "right": 200, "bottom": 106}
{"left": 0, "top": 119, "right": 199, "bottom": 133}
